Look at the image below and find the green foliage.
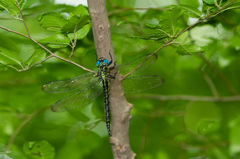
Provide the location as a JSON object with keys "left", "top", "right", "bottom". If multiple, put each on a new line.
{"left": 38, "top": 12, "right": 67, "bottom": 32}
{"left": 23, "top": 141, "right": 55, "bottom": 159}
{"left": 38, "top": 34, "right": 70, "bottom": 48}
{"left": 0, "top": 0, "right": 19, "bottom": 16}
{"left": 0, "top": 2, "right": 91, "bottom": 70}
{"left": 0, "top": 0, "right": 240, "bottom": 159}
{"left": 25, "top": 49, "right": 46, "bottom": 67}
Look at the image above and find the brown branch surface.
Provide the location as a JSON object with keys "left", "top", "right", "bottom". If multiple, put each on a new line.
{"left": 87, "top": 0, "right": 135, "bottom": 159}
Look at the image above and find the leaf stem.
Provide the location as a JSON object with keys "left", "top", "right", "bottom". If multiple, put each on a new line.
{"left": 15, "top": 0, "right": 31, "bottom": 37}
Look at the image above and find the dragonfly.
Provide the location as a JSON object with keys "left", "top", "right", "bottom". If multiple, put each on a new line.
{"left": 41, "top": 53, "right": 164, "bottom": 136}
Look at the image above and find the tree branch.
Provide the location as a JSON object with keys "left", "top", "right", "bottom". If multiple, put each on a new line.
{"left": 87, "top": 0, "right": 135, "bottom": 158}
{"left": 130, "top": 94, "right": 240, "bottom": 102}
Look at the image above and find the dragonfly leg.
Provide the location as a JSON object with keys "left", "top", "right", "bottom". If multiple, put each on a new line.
{"left": 109, "top": 61, "right": 116, "bottom": 70}
{"left": 108, "top": 50, "right": 113, "bottom": 65}
{"left": 108, "top": 50, "right": 116, "bottom": 70}
{"left": 109, "top": 71, "right": 117, "bottom": 79}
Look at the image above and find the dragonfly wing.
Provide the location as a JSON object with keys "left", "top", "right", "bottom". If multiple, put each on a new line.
{"left": 51, "top": 82, "right": 103, "bottom": 112}
{"left": 118, "top": 54, "right": 158, "bottom": 76}
{"left": 42, "top": 72, "right": 98, "bottom": 93}
{"left": 122, "top": 75, "right": 164, "bottom": 93}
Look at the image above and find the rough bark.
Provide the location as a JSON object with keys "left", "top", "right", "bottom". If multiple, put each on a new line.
{"left": 87, "top": 0, "right": 136, "bottom": 158}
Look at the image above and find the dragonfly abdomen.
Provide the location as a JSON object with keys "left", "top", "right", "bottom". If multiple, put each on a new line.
{"left": 102, "top": 78, "right": 112, "bottom": 136}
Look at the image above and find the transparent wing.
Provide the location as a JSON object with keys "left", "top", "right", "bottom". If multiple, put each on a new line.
{"left": 42, "top": 72, "right": 98, "bottom": 93}
{"left": 118, "top": 54, "right": 158, "bottom": 76}
{"left": 122, "top": 75, "right": 164, "bottom": 93}
{"left": 51, "top": 82, "right": 103, "bottom": 112}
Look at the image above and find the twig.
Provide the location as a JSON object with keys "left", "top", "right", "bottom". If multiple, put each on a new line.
{"left": 69, "top": 25, "right": 78, "bottom": 60}
{"left": 15, "top": 0, "right": 31, "bottom": 37}
{"left": 130, "top": 94, "right": 240, "bottom": 102}
{"left": 214, "top": 0, "right": 221, "bottom": 8}
{"left": 122, "top": 41, "right": 173, "bottom": 79}
{"left": 23, "top": 55, "right": 53, "bottom": 71}
{"left": 198, "top": 53, "right": 239, "bottom": 95}
{"left": 201, "top": 70, "right": 220, "bottom": 97}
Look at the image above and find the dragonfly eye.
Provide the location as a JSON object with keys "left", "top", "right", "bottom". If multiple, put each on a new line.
{"left": 103, "top": 59, "right": 109, "bottom": 65}
{"left": 96, "top": 61, "right": 100, "bottom": 66}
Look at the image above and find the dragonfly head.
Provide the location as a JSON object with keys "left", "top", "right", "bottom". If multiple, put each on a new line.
{"left": 96, "top": 58, "right": 110, "bottom": 68}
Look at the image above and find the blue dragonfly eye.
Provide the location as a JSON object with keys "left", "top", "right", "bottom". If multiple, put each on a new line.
{"left": 96, "top": 61, "right": 100, "bottom": 66}
{"left": 103, "top": 59, "right": 109, "bottom": 65}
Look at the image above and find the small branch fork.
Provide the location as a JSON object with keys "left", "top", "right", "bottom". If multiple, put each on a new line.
{"left": 68, "top": 25, "right": 78, "bottom": 61}
{"left": 0, "top": 0, "right": 95, "bottom": 73}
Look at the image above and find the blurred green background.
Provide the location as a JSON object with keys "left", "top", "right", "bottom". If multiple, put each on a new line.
{"left": 1, "top": 0, "right": 240, "bottom": 158}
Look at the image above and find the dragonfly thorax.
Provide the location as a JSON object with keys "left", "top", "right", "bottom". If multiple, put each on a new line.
{"left": 96, "top": 58, "right": 110, "bottom": 68}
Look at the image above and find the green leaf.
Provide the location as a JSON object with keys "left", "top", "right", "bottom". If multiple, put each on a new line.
{"left": 20, "top": 0, "right": 38, "bottom": 9}
{"left": 184, "top": 102, "right": 221, "bottom": 135}
{"left": 23, "top": 141, "right": 55, "bottom": 159}
{"left": 25, "top": 49, "right": 47, "bottom": 67}
{"left": 190, "top": 25, "right": 219, "bottom": 46}
{"left": 0, "top": 47, "right": 23, "bottom": 69}
{"left": 203, "top": 0, "right": 215, "bottom": 5}
{"left": 0, "top": 0, "right": 19, "bottom": 16}
{"left": 61, "top": 5, "right": 91, "bottom": 33}
{"left": 67, "top": 24, "right": 91, "bottom": 40}
{"left": 117, "top": 21, "right": 126, "bottom": 26}
{"left": 227, "top": 1, "right": 240, "bottom": 9}
{"left": 176, "top": 44, "right": 203, "bottom": 55}
{"left": 158, "top": 7, "right": 185, "bottom": 36}
{"left": 38, "top": 34, "right": 70, "bottom": 48}
{"left": 68, "top": 4, "right": 89, "bottom": 19}
{"left": 179, "top": 0, "right": 200, "bottom": 8}
{"left": 177, "top": 5, "right": 202, "bottom": 18}
{"left": 197, "top": 119, "right": 221, "bottom": 135}
{"left": 61, "top": 15, "right": 90, "bottom": 33}
{"left": 39, "top": 12, "right": 67, "bottom": 32}
{"left": 130, "top": 33, "right": 168, "bottom": 41}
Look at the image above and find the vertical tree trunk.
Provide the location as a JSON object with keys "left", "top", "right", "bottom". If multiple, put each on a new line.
{"left": 87, "top": 0, "right": 136, "bottom": 158}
